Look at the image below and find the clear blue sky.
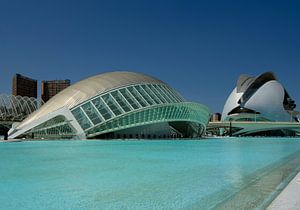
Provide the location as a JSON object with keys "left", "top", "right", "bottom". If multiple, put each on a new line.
{"left": 1, "top": 0, "right": 300, "bottom": 112}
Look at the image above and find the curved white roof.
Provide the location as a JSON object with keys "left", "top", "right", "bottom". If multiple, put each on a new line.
{"left": 17, "top": 71, "right": 166, "bottom": 128}
{"left": 221, "top": 71, "right": 298, "bottom": 122}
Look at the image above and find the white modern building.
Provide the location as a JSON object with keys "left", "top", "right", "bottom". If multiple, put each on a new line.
{"left": 221, "top": 72, "right": 299, "bottom": 136}
{"left": 8, "top": 71, "right": 210, "bottom": 140}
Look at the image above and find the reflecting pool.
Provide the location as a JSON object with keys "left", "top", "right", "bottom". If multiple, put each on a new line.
{"left": 1, "top": 138, "right": 300, "bottom": 209}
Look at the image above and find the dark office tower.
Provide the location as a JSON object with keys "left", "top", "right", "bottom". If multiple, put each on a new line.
{"left": 41, "top": 79, "right": 71, "bottom": 102}
{"left": 12, "top": 74, "right": 37, "bottom": 98}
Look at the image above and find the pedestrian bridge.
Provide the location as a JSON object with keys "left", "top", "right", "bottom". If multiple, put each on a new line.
{"left": 0, "top": 94, "right": 43, "bottom": 139}
{"left": 208, "top": 121, "right": 300, "bottom": 136}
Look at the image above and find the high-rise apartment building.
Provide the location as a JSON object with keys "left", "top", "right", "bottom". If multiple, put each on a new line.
{"left": 12, "top": 74, "right": 37, "bottom": 98}
{"left": 41, "top": 79, "right": 71, "bottom": 102}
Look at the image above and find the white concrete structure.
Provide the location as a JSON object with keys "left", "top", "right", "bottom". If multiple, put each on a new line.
{"left": 9, "top": 71, "right": 210, "bottom": 139}
{"left": 221, "top": 72, "right": 300, "bottom": 136}
{"left": 267, "top": 172, "right": 300, "bottom": 210}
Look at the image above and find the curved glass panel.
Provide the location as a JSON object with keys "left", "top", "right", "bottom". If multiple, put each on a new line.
{"left": 81, "top": 102, "right": 103, "bottom": 125}
{"left": 91, "top": 97, "right": 113, "bottom": 120}
{"left": 71, "top": 107, "right": 92, "bottom": 130}
{"left": 110, "top": 91, "right": 132, "bottom": 112}
{"left": 140, "top": 85, "right": 161, "bottom": 104}
{"left": 21, "top": 115, "right": 76, "bottom": 139}
{"left": 71, "top": 83, "right": 186, "bottom": 131}
{"left": 119, "top": 88, "right": 140, "bottom": 109}
{"left": 127, "top": 86, "right": 148, "bottom": 107}
{"left": 102, "top": 94, "right": 123, "bottom": 116}
{"left": 85, "top": 102, "right": 210, "bottom": 137}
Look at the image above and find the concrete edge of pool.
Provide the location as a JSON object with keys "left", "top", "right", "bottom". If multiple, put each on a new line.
{"left": 267, "top": 171, "right": 300, "bottom": 209}
{"left": 0, "top": 139, "right": 23, "bottom": 142}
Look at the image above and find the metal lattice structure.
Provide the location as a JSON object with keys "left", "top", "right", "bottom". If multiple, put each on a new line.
{"left": 71, "top": 83, "right": 208, "bottom": 138}
{"left": 0, "top": 94, "right": 43, "bottom": 122}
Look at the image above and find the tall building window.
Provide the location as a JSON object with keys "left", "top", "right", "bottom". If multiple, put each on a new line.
{"left": 12, "top": 74, "right": 37, "bottom": 98}
{"left": 41, "top": 80, "right": 71, "bottom": 102}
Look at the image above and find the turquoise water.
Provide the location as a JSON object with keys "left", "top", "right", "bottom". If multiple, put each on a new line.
{"left": 1, "top": 138, "right": 300, "bottom": 209}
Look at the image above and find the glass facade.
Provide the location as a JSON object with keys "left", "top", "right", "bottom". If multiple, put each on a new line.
{"left": 14, "top": 83, "right": 209, "bottom": 139}
{"left": 85, "top": 102, "right": 209, "bottom": 138}
{"left": 71, "top": 83, "right": 184, "bottom": 131}
{"left": 28, "top": 115, "right": 75, "bottom": 139}
{"left": 8, "top": 72, "right": 210, "bottom": 140}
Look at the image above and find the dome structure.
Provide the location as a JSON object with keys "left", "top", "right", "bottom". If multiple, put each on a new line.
{"left": 222, "top": 72, "right": 298, "bottom": 122}
{"left": 221, "top": 71, "right": 299, "bottom": 136}
{"left": 9, "top": 71, "right": 210, "bottom": 139}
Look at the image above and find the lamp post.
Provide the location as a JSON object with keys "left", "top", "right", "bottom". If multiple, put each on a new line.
{"left": 229, "top": 119, "right": 232, "bottom": 137}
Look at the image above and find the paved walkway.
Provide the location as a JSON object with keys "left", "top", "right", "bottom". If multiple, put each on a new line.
{"left": 268, "top": 172, "right": 300, "bottom": 209}
{"left": 0, "top": 139, "right": 22, "bottom": 143}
